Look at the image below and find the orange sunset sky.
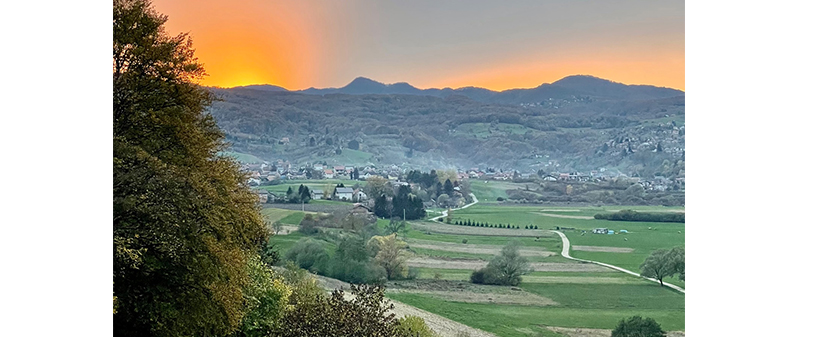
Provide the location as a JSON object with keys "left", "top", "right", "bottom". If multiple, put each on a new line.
{"left": 151, "top": 0, "right": 684, "bottom": 91}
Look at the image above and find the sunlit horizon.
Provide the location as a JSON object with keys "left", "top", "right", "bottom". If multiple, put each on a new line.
{"left": 153, "top": 0, "right": 684, "bottom": 91}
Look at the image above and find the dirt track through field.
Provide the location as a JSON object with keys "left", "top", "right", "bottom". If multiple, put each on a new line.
{"left": 311, "top": 274, "right": 497, "bottom": 337}
{"left": 542, "top": 326, "right": 684, "bottom": 337}
{"left": 407, "top": 257, "right": 611, "bottom": 272}
{"left": 571, "top": 245, "right": 634, "bottom": 253}
{"left": 522, "top": 276, "right": 641, "bottom": 284}
{"left": 531, "top": 212, "right": 594, "bottom": 220}
{"left": 408, "top": 239, "right": 556, "bottom": 257}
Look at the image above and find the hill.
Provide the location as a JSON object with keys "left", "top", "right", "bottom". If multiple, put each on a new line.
{"left": 207, "top": 75, "right": 685, "bottom": 177}
{"left": 288, "top": 75, "right": 683, "bottom": 104}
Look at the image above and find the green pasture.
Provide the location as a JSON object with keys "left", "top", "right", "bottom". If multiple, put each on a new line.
{"left": 388, "top": 283, "right": 684, "bottom": 337}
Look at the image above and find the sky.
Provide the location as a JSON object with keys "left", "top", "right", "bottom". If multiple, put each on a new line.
{"left": 151, "top": 0, "right": 684, "bottom": 91}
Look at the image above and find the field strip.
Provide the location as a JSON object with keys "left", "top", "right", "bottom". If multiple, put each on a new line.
{"left": 412, "top": 221, "right": 557, "bottom": 237}
{"left": 605, "top": 209, "right": 685, "bottom": 213}
{"left": 538, "top": 209, "right": 582, "bottom": 212}
{"left": 273, "top": 225, "right": 299, "bottom": 235}
{"left": 408, "top": 239, "right": 556, "bottom": 257}
{"left": 542, "top": 326, "right": 685, "bottom": 337}
{"left": 310, "top": 273, "right": 497, "bottom": 337}
{"left": 386, "top": 289, "right": 558, "bottom": 306}
{"left": 407, "top": 257, "right": 611, "bottom": 272}
{"left": 531, "top": 212, "right": 594, "bottom": 220}
{"left": 521, "top": 276, "right": 642, "bottom": 284}
{"left": 571, "top": 245, "right": 634, "bottom": 253}
{"left": 551, "top": 230, "right": 685, "bottom": 294}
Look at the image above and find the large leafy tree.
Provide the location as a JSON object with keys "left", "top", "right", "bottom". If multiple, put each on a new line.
{"left": 639, "top": 247, "right": 684, "bottom": 286}
{"left": 113, "top": 1, "right": 267, "bottom": 336}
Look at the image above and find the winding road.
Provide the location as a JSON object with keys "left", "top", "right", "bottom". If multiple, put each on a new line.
{"left": 551, "top": 230, "right": 686, "bottom": 294}
{"left": 429, "top": 193, "right": 478, "bottom": 221}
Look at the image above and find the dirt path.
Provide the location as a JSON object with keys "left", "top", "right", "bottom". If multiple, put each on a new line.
{"left": 407, "top": 257, "right": 611, "bottom": 272}
{"left": 542, "top": 326, "right": 684, "bottom": 337}
{"left": 551, "top": 230, "right": 685, "bottom": 294}
{"left": 387, "top": 289, "right": 558, "bottom": 306}
{"left": 311, "top": 274, "right": 497, "bottom": 337}
{"left": 408, "top": 239, "right": 556, "bottom": 257}
{"left": 531, "top": 212, "right": 594, "bottom": 220}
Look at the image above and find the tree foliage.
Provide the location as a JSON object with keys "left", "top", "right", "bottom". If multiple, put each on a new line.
{"left": 639, "top": 247, "right": 684, "bottom": 286}
{"left": 113, "top": 1, "right": 267, "bottom": 336}
{"left": 275, "top": 284, "right": 400, "bottom": 337}
{"left": 368, "top": 234, "right": 410, "bottom": 280}
{"left": 611, "top": 316, "right": 666, "bottom": 337}
{"left": 470, "top": 241, "right": 531, "bottom": 286}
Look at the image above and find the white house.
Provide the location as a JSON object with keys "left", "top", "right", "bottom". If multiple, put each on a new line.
{"left": 353, "top": 189, "right": 367, "bottom": 201}
{"left": 311, "top": 189, "right": 324, "bottom": 200}
{"left": 335, "top": 187, "right": 354, "bottom": 201}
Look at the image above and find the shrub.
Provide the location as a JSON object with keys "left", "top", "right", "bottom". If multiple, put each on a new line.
{"left": 496, "top": 197, "right": 505, "bottom": 201}
{"left": 611, "top": 316, "right": 665, "bottom": 337}
{"left": 462, "top": 239, "right": 468, "bottom": 244}
{"left": 396, "top": 316, "right": 438, "bottom": 337}
{"left": 285, "top": 238, "right": 329, "bottom": 273}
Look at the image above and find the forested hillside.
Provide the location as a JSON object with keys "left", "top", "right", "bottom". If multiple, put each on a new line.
{"left": 208, "top": 77, "right": 684, "bottom": 178}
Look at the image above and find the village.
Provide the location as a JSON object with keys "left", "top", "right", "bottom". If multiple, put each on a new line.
{"left": 242, "top": 158, "right": 684, "bottom": 206}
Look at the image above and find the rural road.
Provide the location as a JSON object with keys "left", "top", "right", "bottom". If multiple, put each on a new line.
{"left": 551, "top": 230, "right": 686, "bottom": 294}
{"left": 429, "top": 193, "right": 478, "bottom": 221}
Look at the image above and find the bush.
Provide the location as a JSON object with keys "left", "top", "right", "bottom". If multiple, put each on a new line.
{"left": 496, "top": 197, "right": 505, "bottom": 201}
{"left": 396, "top": 316, "right": 438, "bottom": 337}
{"left": 462, "top": 239, "right": 468, "bottom": 244}
{"left": 611, "top": 316, "right": 665, "bottom": 337}
{"left": 285, "top": 238, "right": 329, "bottom": 273}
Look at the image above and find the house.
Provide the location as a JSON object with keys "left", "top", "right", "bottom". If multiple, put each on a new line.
{"left": 334, "top": 166, "right": 346, "bottom": 174}
{"left": 592, "top": 228, "right": 608, "bottom": 234}
{"left": 353, "top": 189, "right": 367, "bottom": 201}
{"left": 324, "top": 169, "right": 335, "bottom": 179}
{"left": 253, "top": 189, "right": 269, "bottom": 203}
{"left": 335, "top": 187, "right": 354, "bottom": 201}
{"left": 248, "top": 178, "right": 261, "bottom": 186}
{"left": 311, "top": 189, "right": 324, "bottom": 200}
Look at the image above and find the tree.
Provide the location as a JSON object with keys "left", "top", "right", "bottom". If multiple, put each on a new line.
{"left": 395, "top": 316, "right": 437, "bottom": 337}
{"left": 443, "top": 179, "right": 454, "bottom": 197}
{"left": 365, "top": 175, "right": 392, "bottom": 200}
{"left": 367, "top": 234, "right": 410, "bottom": 280}
{"left": 639, "top": 248, "right": 683, "bottom": 286}
{"left": 374, "top": 194, "right": 391, "bottom": 219}
{"left": 275, "top": 284, "right": 400, "bottom": 337}
{"left": 272, "top": 221, "right": 284, "bottom": 235}
{"left": 353, "top": 167, "right": 360, "bottom": 180}
{"left": 348, "top": 139, "right": 360, "bottom": 150}
{"left": 309, "top": 136, "right": 315, "bottom": 146}
{"left": 384, "top": 218, "right": 406, "bottom": 236}
{"left": 611, "top": 316, "right": 666, "bottom": 337}
{"left": 471, "top": 241, "right": 531, "bottom": 286}
{"left": 235, "top": 256, "right": 291, "bottom": 337}
{"left": 437, "top": 194, "right": 451, "bottom": 207}
{"left": 114, "top": 1, "right": 267, "bottom": 336}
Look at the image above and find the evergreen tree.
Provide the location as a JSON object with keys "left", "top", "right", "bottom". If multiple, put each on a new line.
{"left": 443, "top": 179, "right": 454, "bottom": 197}
{"left": 374, "top": 194, "right": 390, "bottom": 219}
{"left": 353, "top": 168, "right": 359, "bottom": 180}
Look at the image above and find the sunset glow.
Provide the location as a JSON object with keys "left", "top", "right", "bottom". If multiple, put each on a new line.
{"left": 152, "top": 0, "right": 684, "bottom": 91}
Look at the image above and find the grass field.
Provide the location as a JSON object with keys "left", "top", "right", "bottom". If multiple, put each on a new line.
{"left": 273, "top": 200, "right": 684, "bottom": 336}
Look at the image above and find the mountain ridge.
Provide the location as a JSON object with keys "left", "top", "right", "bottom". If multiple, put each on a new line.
{"left": 226, "top": 75, "right": 683, "bottom": 105}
